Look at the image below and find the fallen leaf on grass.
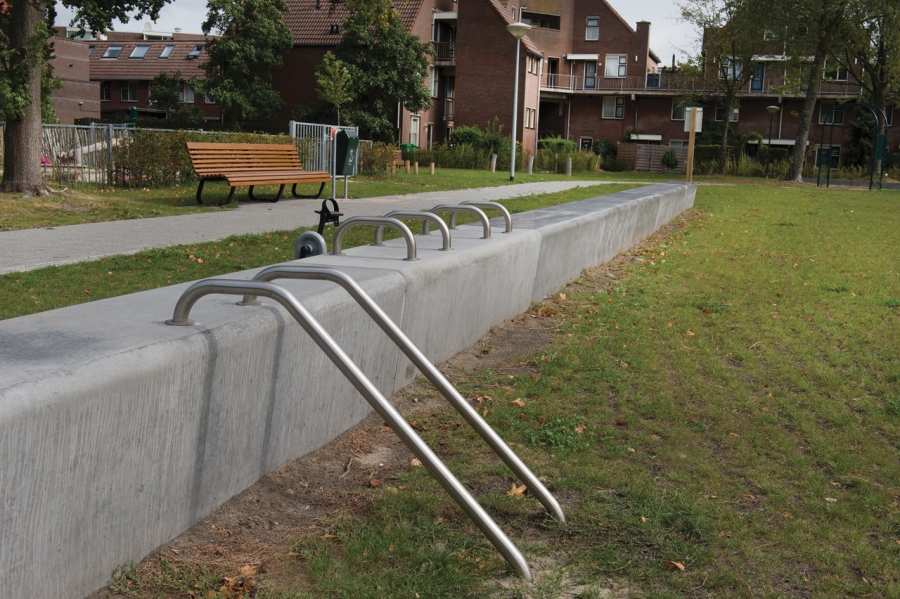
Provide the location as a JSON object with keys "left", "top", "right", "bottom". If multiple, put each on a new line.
{"left": 506, "top": 483, "right": 527, "bottom": 498}
{"left": 728, "top": 432, "right": 739, "bottom": 437}
{"left": 239, "top": 565, "right": 259, "bottom": 577}
{"left": 685, "top": 331, "right": 695, "bottom": 337}
{"left": 475, "top": 395, "right": 492, "bottom": 403}
{"left": 663, "top": 560, "right": 686, "bottom": 571}
{"left": 511, "top": 398, "right": 526, "bottom": 407}
{"left": 410, "top": 459, "right": 422, "bottom": 467}
{"left": 575, "top": 423, "right": 587, "bottom": 434}
{"left": 559, "top": 293, "right": 566, "bottom": 301}
{"left": 640, "top": 516, "right": 649, "bottom": 523}
{"left": 627, "top": 447, "right": 636, "bottom": 453}
{"left": 368, "top": 479, "right": 381, "bottom": 487}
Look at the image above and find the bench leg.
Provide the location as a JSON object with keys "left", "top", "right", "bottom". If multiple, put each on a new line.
{"left": 195, "top": 179, "right": 206, "bottom": 205}
{"left": 248, "top": 184, "right": 285, "bottom": 203}
{"left": 291, "top": 182, "right": 326, "bottom": 199}
{"left": 227, "top": 186, "right": 237, "bottom": 204}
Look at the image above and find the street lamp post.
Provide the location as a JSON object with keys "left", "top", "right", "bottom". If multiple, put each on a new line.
{"left": 765, "top": 105, "right": 780, "bottom": 180}
{"left": 507, "top": 19, "right": 532, "bottom": 182}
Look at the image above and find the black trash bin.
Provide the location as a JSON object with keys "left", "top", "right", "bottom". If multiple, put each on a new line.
{"left": 334, "top": 130, "right": 360, "bottom": 176}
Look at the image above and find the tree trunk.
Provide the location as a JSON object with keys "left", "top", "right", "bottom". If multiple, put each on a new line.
{"left": 1, "top": 0, "right": 50, "bottom": 196}
{"left": 719, "top": 91, "right": 733, "bottom": 175}
{"left": 786, "top": 52, "right": 826, "bottom": 182}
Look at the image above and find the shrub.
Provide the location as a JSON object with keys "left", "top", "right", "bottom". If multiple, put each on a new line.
{"left": 359, "top": 142, "right": 396, "bottom": 176}
{"left": 450, "top": 125, "right": 483, "bottom": 147}
{"left": 759, "top": 146, "right": 789, "bottom": 164}
{"left": 539, "top": 137, "right": 577, "bottom": 153}
{"left": 533, "top": 149, "right": 597, "bottom": 173}
{"left": 602, "top": 156, "right": 630, "bottom": 172}
{"left": 592, "top": 138, "right": 617, "bottom": 158}
{"left": 661, "top": 149, "right": 679, "bottom": 169}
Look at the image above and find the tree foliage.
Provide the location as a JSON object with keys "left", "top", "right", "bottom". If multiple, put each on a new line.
{"left": 315, "top": 52, "right": 354, "bottom": 126}
{"left": 150, "top": 70, "right": 204, "bottom": 128}
{"left": 0, "top": 5, "right": 60, "bottom": 124}
{"left": 334, "top": 0, "right": 432, "bottom": 140}
{"left": 190, "top": 0, "right": 293, "bottom": 127}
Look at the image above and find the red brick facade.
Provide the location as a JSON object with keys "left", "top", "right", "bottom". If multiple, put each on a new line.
{"left": 48, "top": 37, "right": 100, "bottom": 124}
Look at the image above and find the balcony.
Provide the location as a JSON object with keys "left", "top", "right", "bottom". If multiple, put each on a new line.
{"left": 433, "top": 42, "right": 456, "bottom": 65}
{"left": 540, "top": 73, "right": 863, "bottom": 98}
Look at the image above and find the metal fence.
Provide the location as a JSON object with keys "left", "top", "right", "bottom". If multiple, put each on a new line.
{"left": 289, "top": 120, "right": 363, "bottom": 175}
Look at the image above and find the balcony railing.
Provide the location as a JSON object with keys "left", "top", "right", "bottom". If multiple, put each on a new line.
{"left": 433, "top": 42, "right": 456, "bottom": 62}
{"left": 444, "top": 98, "right": 454, "bottom": 121}
{"left": 540, "top": 73, "right": 863, "bottom": 97}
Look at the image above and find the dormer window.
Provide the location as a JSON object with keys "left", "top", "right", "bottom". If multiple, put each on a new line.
{"left": 329, "top": 24, "right": 341, "bottom": 34}
{"left": 101, "top": 45, "right": 123, "bottom": 58}
{"left": 186, "top": 44, "right": 203, "bottom": 59}
{"left": 159, "top": 45, "right": 175, "bottom": 59}
{"left": 129, "top": 45, "right": 150, "bottom": 59}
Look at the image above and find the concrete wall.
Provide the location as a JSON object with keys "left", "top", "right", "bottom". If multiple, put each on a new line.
{"left": 0, "top": 182, "right": 695, "bottom": 599}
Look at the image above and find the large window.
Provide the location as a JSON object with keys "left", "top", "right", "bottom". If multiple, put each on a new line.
{"left": 720, "top": 57, "right": 743, "bottom": 79}
{"left": 823, "top": 61, "right": 848, "bottom": 81}
{"left": 410, "top": 115, "right": 420, "bottom": 146}
{"left": 602, "top": 96, "right": 624, "bottom": 119}
{"left": 121, "top": 81, "right": 138, "bottom": 102}
{"left": 187, "top": 44, "right": 204, "bottom": 59}
{"left": 179, "top": 82, "right": 194, "bottom": 103}
{"left": 101, "top": 45, "right": 123, "bottom": 59}
{"left": 819, "top": 101, "right": 844, "bottom": 125}
{"left": 605, "top": 55, "right": 626, "bottom": 78}
{"left": 715, "top": 101, "right": 739, "bottom": 122}
{"left": 159, "top": 45, "right": 175, "bottom": 59}
{"left": 586, "top": 17, "right": 599, "bottom": 41}
{"left": 129, "top": 45, "right": 150, "bottom": 59}
{"left": 671, "top": 100, "right": 686, "bottom": 121}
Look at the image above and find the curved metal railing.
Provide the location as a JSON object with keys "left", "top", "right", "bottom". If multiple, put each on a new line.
{"left": 333, "top": 216, "right": 417, "bottom": 261}
{"left": 450, "top": 200, "right": 513, "bottom": 233}
{"left": 165, "top": 278, "right": 533, "bottom": 580}
{"left": 423, "top": 204, "right": 491, "bottom": 239}
{"left": 373, "top": 211, "right": 452, "bottom": 251}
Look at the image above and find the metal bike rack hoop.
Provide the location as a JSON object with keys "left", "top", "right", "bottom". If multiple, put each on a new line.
{"left": 164, "top": 278, "right": 532, "bottom": 580}
{"left": 373, "top": 210, "right": 452, "bottom": 251}
{"left": 240, "top": 265, "right": 565, "bottom": 524}
{"left": 333, "top": 216, "right": 418, "bottom": 261}
{"left": 452, "top": 200, "right": 513, "bottom": 233}
{"left": 424, "top": 204, "right": 492, "bottom": 239}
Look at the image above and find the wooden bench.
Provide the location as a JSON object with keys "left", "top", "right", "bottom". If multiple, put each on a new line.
{"left": 186, "top": 142, "right": 332, "bottom": 204}
{"left": 392, "top": 149, "right": 406, "bottom": 173}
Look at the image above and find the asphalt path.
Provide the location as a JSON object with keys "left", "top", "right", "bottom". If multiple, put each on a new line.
{"left": 0, "top": 181, "right": 616, "bottom": 274}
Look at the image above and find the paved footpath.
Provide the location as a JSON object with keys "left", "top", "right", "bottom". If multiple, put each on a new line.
{"left": 0, "top": 181, "right": 616, "bottom": 274}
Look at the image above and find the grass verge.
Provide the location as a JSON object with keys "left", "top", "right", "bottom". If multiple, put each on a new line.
{"left": 0, "top": 183, "right": 637, "bottom": 321}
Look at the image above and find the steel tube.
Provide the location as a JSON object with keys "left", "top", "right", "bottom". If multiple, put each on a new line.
{"left": 333, "top": 216, "right": 418, "bottom": 261}
{"left": 451, "top": 201, "right": 513, "bottom": 233}
{"left": 165, "top": 279, "right": 533, "bottom": 580}
{"left": 423, "top": 205, "right": 491, "bottom": 239}
{"left": 373, "top": 211, "right": 452, "bottom": 251}
{"left": 240, "top": 265, "right": 565, "bottom": 524}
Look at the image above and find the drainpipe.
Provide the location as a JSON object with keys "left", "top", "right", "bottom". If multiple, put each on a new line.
{"left": 566, "top": 98, "right": 571, "bottom": 140}
{"left": 778, "top": 98, "right": 784, "bottom": 138}
{"left": 534, "top": 55, "right": 543, "bottom": 154}
{"left": 633, "top": 95, "right": 638, "bottom": 131}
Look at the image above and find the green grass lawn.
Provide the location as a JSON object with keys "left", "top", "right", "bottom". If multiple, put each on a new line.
{"left": 0, "top": 183, "right": 637, "bottom": 321}
{"left": 0, "top": 168, "right": 667, "bottom": 232}
{"left": 257, "top": 184, "right": 900, "bottom": 598}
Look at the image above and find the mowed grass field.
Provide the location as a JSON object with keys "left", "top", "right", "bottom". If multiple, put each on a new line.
{"left": 101, "top": 183, "right": 900, "bottom": 599}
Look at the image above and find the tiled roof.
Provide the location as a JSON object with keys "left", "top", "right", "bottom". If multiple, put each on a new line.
{"left": 485, "top": 0, "right": 541, "bottom": 56}
{"left": 283, "top": 0, "right": 423, "bottom": 45}
{"left": 89, "top": 41, "right": 211, "bottom": 81}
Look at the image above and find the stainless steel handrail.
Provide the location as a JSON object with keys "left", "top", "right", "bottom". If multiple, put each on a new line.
{"left": 240, "top": 265, "right": 566, "bottom": 524}
{"left": 423, "top": 204, "right": 491, "bottom": 239}
{"left": 333, "top": 216, "right": 418, "bottom": 261}
{"left": 165, "top": 278, "right": 533, "bottom": 581}
{"left": 451, "top": 201, "right": 514, "bottom": 233}
{"left": 373, "top": 211, "right": 452, "bottom": 251}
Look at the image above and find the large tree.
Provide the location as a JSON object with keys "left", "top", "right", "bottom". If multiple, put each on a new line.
{"left": 0, "top": 0, "right": 169, "bottom": 195}
{"left": 315, "top": 51, "right": 353, "bottom": 126}
{"left": 334, "top": 0, "right": 431, "bottom": 140}
{"left": 678, "top": 0, "right": 768, "bottom": 173}
{"left": 190, "top": 0, "right": 292, "bottom": 127}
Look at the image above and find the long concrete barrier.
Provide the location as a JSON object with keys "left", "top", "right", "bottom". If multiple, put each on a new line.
{"left": 0, "top": 182, "right": 695, "bottom": 598}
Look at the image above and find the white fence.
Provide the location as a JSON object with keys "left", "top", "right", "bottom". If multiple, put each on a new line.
{"left": 289, "top": 120, "right": 371, "bottom": 176}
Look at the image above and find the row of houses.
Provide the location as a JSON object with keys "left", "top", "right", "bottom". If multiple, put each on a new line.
{"left": 49, "top": 0, "right": 893, "bottom": 164}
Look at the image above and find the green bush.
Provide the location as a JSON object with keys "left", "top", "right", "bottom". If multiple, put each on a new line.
{"left": 661, "top": 149, "right": 679, "bottom": 169}
{"left": 759, "top": 146, "right": 789, "bottom": 164}
{"left": 449, "top": 125, "right": 484, "bottom": 147}
{"left": 359, "top": 142, "right": 396, "bottom": 176}
{"left": 592, "top": 138, "right": 617, "bottom": 158}
{"left": 694, "top": 145, "right": 728, "bottom": 165}
{"left": 602, "top": 156, "right": 630, "bottom": 172}
{"left": 533, "top": 149, "right": 597, "bottom": 173}
{"left": 539, "top": 137, "right": 577, "bottom": 153}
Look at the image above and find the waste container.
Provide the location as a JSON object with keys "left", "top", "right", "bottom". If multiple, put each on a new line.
{"left": 399, "top": 143, "right": 417, "bottom": 160}
{"left": 334, "top": 130, "right": 360, "bottom": 176}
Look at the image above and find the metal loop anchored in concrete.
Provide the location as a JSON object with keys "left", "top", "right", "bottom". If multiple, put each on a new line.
{"left": 424, "top": 204, "right": 491, "bottom": 239}
{"left": 452, "top": 200, "right": 514, "bottom": 233}
{"left": 165, "top": 278, "right": 533, "bottom": 580}
{"left": 373, "top": 210, "right": 452, "bottom": 251}
{"left": 333, "top": 216, "right": 418, "bottom": 261}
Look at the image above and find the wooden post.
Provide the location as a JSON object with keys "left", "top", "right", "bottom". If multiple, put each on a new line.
{"left": 686, "top": 107, "right": 697, "bottom": 183}
{"left": 527, "top": 155, "right": 534, "bottom": 174}
{"left": 566, "top": 157, "right": 572, "bottom": 177}
{"left": 490, "top": 154, "right": 498, "bottom": 172}
{"left": 429, "top": 162, "right": 435, "bottom": 175}
{"left": 414, "top": 161, "right": 419, "bottom": 175}
{"left": 405, "top": 160, "right": 410, "bottom": 174}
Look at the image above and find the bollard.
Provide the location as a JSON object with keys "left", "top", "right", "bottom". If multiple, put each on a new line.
{"left": 490, "top": 154, "right": 498, "bottom": 172}
{"left": 405, "top": 160, "right": 410, "bottom": 174}
{"left": 414, "top": 161, "right": 419, "bottom": 175}
{"left": 527, "top": 155, "right": 534, "bottom": 174}
{"left": 566, "top": 157, "right": 572, "bottom": 177}
{"left": 391, "top": 164, "right": 396, "bottom": 175}
{"left": 430, "top": 162, "right": 435, "bottom": 175}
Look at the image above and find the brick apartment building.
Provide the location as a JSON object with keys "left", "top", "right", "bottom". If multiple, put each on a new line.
{"left": 48, "top": 36, "right": 101, "bottom": 124}
{"left": 64, "top": 25, "right": 221, "bottom": 123}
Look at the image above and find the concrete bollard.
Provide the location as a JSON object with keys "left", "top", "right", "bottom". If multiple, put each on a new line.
{"left": 405, "top": 160, "right": 410, "bottom": 174}
{"left": 430, "top": 162, "right": 435, "bottom": 175}
{"left": 490, "top": 154, "right": 498, "bottom": 172}
{"left": 527, "top": 155, "right": 534, "bottom": 175}
{"left": 414, "top": 161, "right": 419, "bottom": 175}
{"left": 566, "top": 157, "right": 572, "bottom": 177}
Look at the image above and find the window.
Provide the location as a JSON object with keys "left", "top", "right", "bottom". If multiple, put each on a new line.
{"left": 159, "top": 45, "right": 175, "bottom": 59}
{"left": 586, "top": 18, "right": 599, "bottom": 41}
{"left": 129, "top": 45, "right": 150, "bottom": 59}
{"left": 121, "top": 81, "right": 138, "bottom": 102}
{"left": 720, "top": 57, "right": 743, "bottom": 79}
{"left": 605, "top": 55, "right": 626, "bottom": 77}
{"left": 602, "top": 96, "right": 624, "bottom": 119}
{"left": 584, "top": 62, "right": 597, "bottom": 90}
{"left": 887, "top": 105, "right": 894, "bottom": 127}
{"left": 430, "top": 67, "right": 438, "bottom": 97}
{"left": 528, "top": 55, "right": 541, "bottom": 74}
{"left": 819, "top": 101, "right": 844, "bottom": 125}
{"left": 580, "top": 137, "right": 592, "bottom": 151}
{"left": 179, "top": 82, "right": 194, "bottom": 103}
{"left": 205, "top": 94, "right": 216, "bottom": 104}
{"left": 100, "top": 81, "right": 111, "bottom": 102}
{"left": 410, "top": 115, "right": 420, "bottom": 146}
{"left": 669, "top": 140, "right": 689, "bottom": 147}
{"left": 187, "top": 44, "right": 203, "bottom": 59}
{"left": 525, "top": 107, "right": 536, "bottom": 129}
{"left": 88, "top": 45, "right": 95, "bottom": 55}
{"left": 522, "top": 12, "right": 560, "bottom": 30}
{"left": 823, "top": 61, "right": 848, "bottom": 81}
{"left": 715, "top": 101, "right": 739, "bottom": 122}
{"left": 671, "top": 100, "right": 686, "bottom": 121}
{"left": 101, "top": 45, "right": 123, "bottom": 59}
